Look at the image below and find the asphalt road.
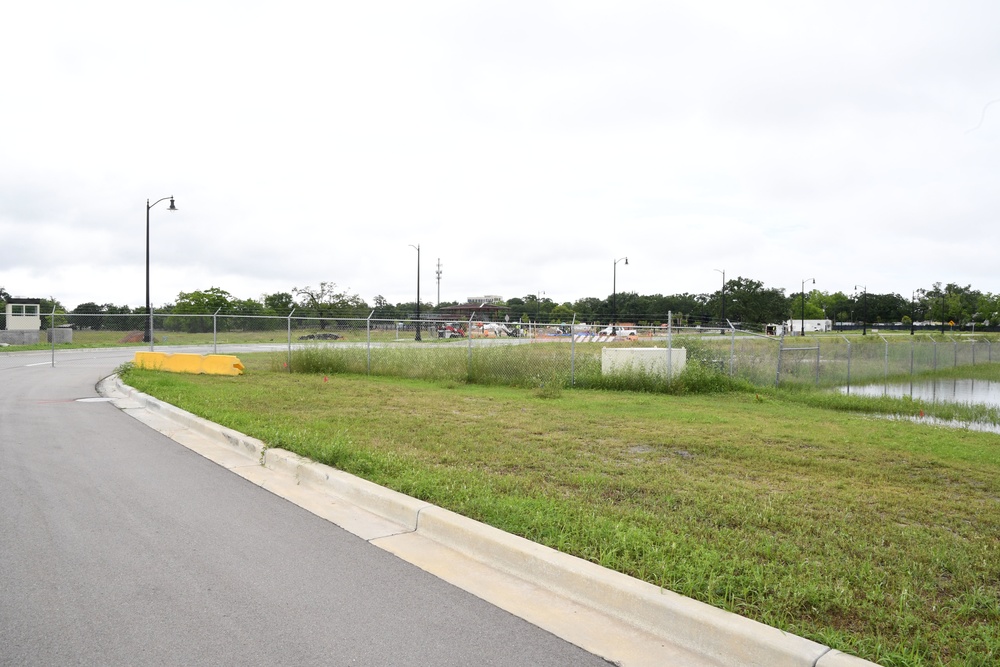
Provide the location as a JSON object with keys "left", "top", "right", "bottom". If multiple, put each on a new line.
{"left": 0, "top": 349, "right": 613, "bottom": 666}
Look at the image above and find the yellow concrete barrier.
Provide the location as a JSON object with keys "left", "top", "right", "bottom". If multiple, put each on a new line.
{"left": 134, "top": 351, "right": 167, "bottom": 370}
{"left": 201, "top": 354, "right": 245, "bottom": 376}
{"left": 133, "top": 352, "right": 244, "bottom": 376}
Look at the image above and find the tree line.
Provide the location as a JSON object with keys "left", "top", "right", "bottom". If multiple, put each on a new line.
{"left": 3, "top": 279, "right": 999, "bottom": 332}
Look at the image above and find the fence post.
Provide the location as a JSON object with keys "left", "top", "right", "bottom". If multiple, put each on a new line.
{"left": 729, "top": 324, "right": 736, "bottom": 377}
{"left": 667, "top": 310, "right": 673, "bottom": 382}
{"left": 570, "top": 313, "right": 578, "bottom": 386}
{"left": 909, "top": 338, "right": 915, "bottom": 396}
{"left": 815, "top": 342, "right": 821, "bottom": 386}
{"left": 213, "top": 308, "right": 221, "bottom": 354}
{"left": 50, "top": 306, "right": 56, "bottom": 367}
{"left": 841, "top": 335, "right": 851, "bottom": 395}
{"left": 286, "top": 308, "right": 295, "bottom": 372}
{"left": 775, "top": 335, "right": 784, "bottom": 387}
{"left": 467, "top": 312, "right": 475, "bottom": 375}
{"left": 879, "top": 334, "right": 888, "bottom": 390}
{"left": 366, "top": 311, "right": 374, "bottom": 375}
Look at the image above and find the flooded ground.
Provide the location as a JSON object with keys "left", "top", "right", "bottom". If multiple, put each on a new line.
{"left": 841, "top": 379, "right": 1000, "bottom": 409}
{"left": 841, "top": 379, "right": 1000, "bottom": 434}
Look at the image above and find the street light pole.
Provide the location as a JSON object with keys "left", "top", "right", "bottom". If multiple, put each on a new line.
{"left": 409, "top": 244, "right": 421, "bottom": 341}
{"left": 713, "top": 268, "right": 725, "bottom": 324}
{"left": 536, "top": 290, "right": 545, "bottom": 324}
{"left": 145, "top": 196, "right": 177, "bottom": 346}
{"left": 911, "top": 290, "right": 917, "bottom": 335}
{"left": 801, "top": 277, "right": 815, "bottom": 337}
{"left": 612, "top": 257, "right": 628, "bottom": 335}
{"left": 941, "top": 287, "right": 946, "bottom": 335}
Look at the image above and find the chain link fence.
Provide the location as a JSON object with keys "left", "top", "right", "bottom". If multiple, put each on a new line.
{"left": 5, "top": 311, "right": 995, "bottom": 391}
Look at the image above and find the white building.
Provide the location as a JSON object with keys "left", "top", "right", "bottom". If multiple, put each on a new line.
{"left": 467, "top": 295, "right": 503, "bottom": 305}
{"left": 787, "top": 318, "right": 832, "bottom": 334}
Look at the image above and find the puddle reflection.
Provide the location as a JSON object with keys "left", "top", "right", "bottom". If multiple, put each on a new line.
{"left": 840, "top": 379, "right": 1000, "bottom": 409}
{"left": 841, "top": 380, "right": 1000, "bottom": 434}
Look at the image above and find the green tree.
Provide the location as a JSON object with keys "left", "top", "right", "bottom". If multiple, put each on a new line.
{"left": 293, "top": 282, "right": 365, "bottom": 329}
{"left": 725, "top": 277, "right": 788, "bottom": 327}
{"left": 570, "top": 297, "right": 602, "bottom": 322}
{"left": 71, "top": 302, "right": 105, "bottom": 330}
{"left": 789, "top": 290, "right": 826, "bottom": 322}
{"left": 263, "top": 292, "right": 295, "bottom": 315}
{"left": 38, "top": 297, "right": 68, "bottom": 329}
{"left": 371, "top": 295, "right": 401, "bottom": 320}
{"left": 974, "top": 292, "right": 1000, "bottom": 326}
{"left": 505, "top": 297, "right": 528, "bottom": 323}
{"left": 923, "top": 283, "right": 978, "bottom": 328}
{"left": 167, "top": 287, "right": 235, "bottom": 333}
{"left": 519, "top": 294, "right": 554, "bottom": 323}
{"left": 660, "top": 293, "right": 710, "bottom": 326}
{"left": 866, "top": 292, "right": 908, "bottom": 324}
{"left": 103, "top": 303, "right": 133, "bottom": 315}
{"left": 820, "top": 291, "right": 853, "bottom": 326}
{"left": 551, "top": 303, "right": 574, "bottom": 321}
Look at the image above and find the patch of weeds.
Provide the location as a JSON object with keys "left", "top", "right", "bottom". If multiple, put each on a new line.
{"left": 533, "top": 375, "right": 563, "bottom": 399}
{"left": 114, "top": 361, "right": 136, "bottom": 379}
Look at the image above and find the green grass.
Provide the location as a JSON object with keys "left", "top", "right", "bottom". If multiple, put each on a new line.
{"left": 119, "top": 355, "right": 1000, "bottom": 666}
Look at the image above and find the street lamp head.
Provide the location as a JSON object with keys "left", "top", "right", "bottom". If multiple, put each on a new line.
{"left": 167, "top": 197, "right": 177, "bottom": 211}
{"left": 624, "top": 257, "right": 628, "bottom": 265}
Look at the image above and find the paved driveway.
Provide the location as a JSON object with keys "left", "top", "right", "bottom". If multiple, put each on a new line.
{"left": 0, "top": 349, "right": 612, "bottom": 666}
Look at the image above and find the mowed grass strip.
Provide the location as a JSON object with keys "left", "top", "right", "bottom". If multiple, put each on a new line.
{"left": 121, "top": 357, "right": 1000, "bottom": 666}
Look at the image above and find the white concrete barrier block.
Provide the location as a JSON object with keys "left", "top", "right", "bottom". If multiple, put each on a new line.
{"left": 602, "top": 347, "right": 686, "bottom": 377}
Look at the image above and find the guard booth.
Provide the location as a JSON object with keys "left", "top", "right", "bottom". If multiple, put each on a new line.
{"left": 2, "top": 298, "right": 73, "bottom": 345}
{"left": 2, "top": 298, "right": 42, "bottom": 345}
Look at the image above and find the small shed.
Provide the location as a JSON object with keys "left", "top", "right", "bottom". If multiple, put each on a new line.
{"left": 5, "top": 298, "right": 41, "bottom": 331}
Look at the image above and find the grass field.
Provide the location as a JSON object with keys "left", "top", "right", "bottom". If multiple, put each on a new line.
{"left": 118, "top": 353, "right": 1000, "bottom": 666}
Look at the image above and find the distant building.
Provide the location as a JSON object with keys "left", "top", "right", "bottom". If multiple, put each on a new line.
{"left": 467, "top": 295, "right": 503, "bottom": 305}
{"left": 437, "top": 300, "right": 510, "bottom": 321}
{"left": 787, "top": 318, "right": 832, "bottom": 334}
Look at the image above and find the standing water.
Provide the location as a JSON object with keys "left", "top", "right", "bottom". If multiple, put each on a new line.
{"left": 841, "top": 379, "right": 1000, "bottom": 409}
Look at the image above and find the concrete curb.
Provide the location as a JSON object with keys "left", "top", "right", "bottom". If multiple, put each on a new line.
{"left": 262, "top": 448, "right": 431, "bottom": 531}
{"left": 100, "top": 375, "right": 880, "bottom": 667}
{"left": 415, "top": 504, "right": 830, "bottom": 667}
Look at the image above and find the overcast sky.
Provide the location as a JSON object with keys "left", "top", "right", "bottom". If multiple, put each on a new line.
{"left": 2, "top": 1, "right": 998, "bottom": 311}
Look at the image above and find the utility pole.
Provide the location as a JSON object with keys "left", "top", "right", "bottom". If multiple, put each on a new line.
{"left": 436, "top": 258, "right": 442, "bottom": 307}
